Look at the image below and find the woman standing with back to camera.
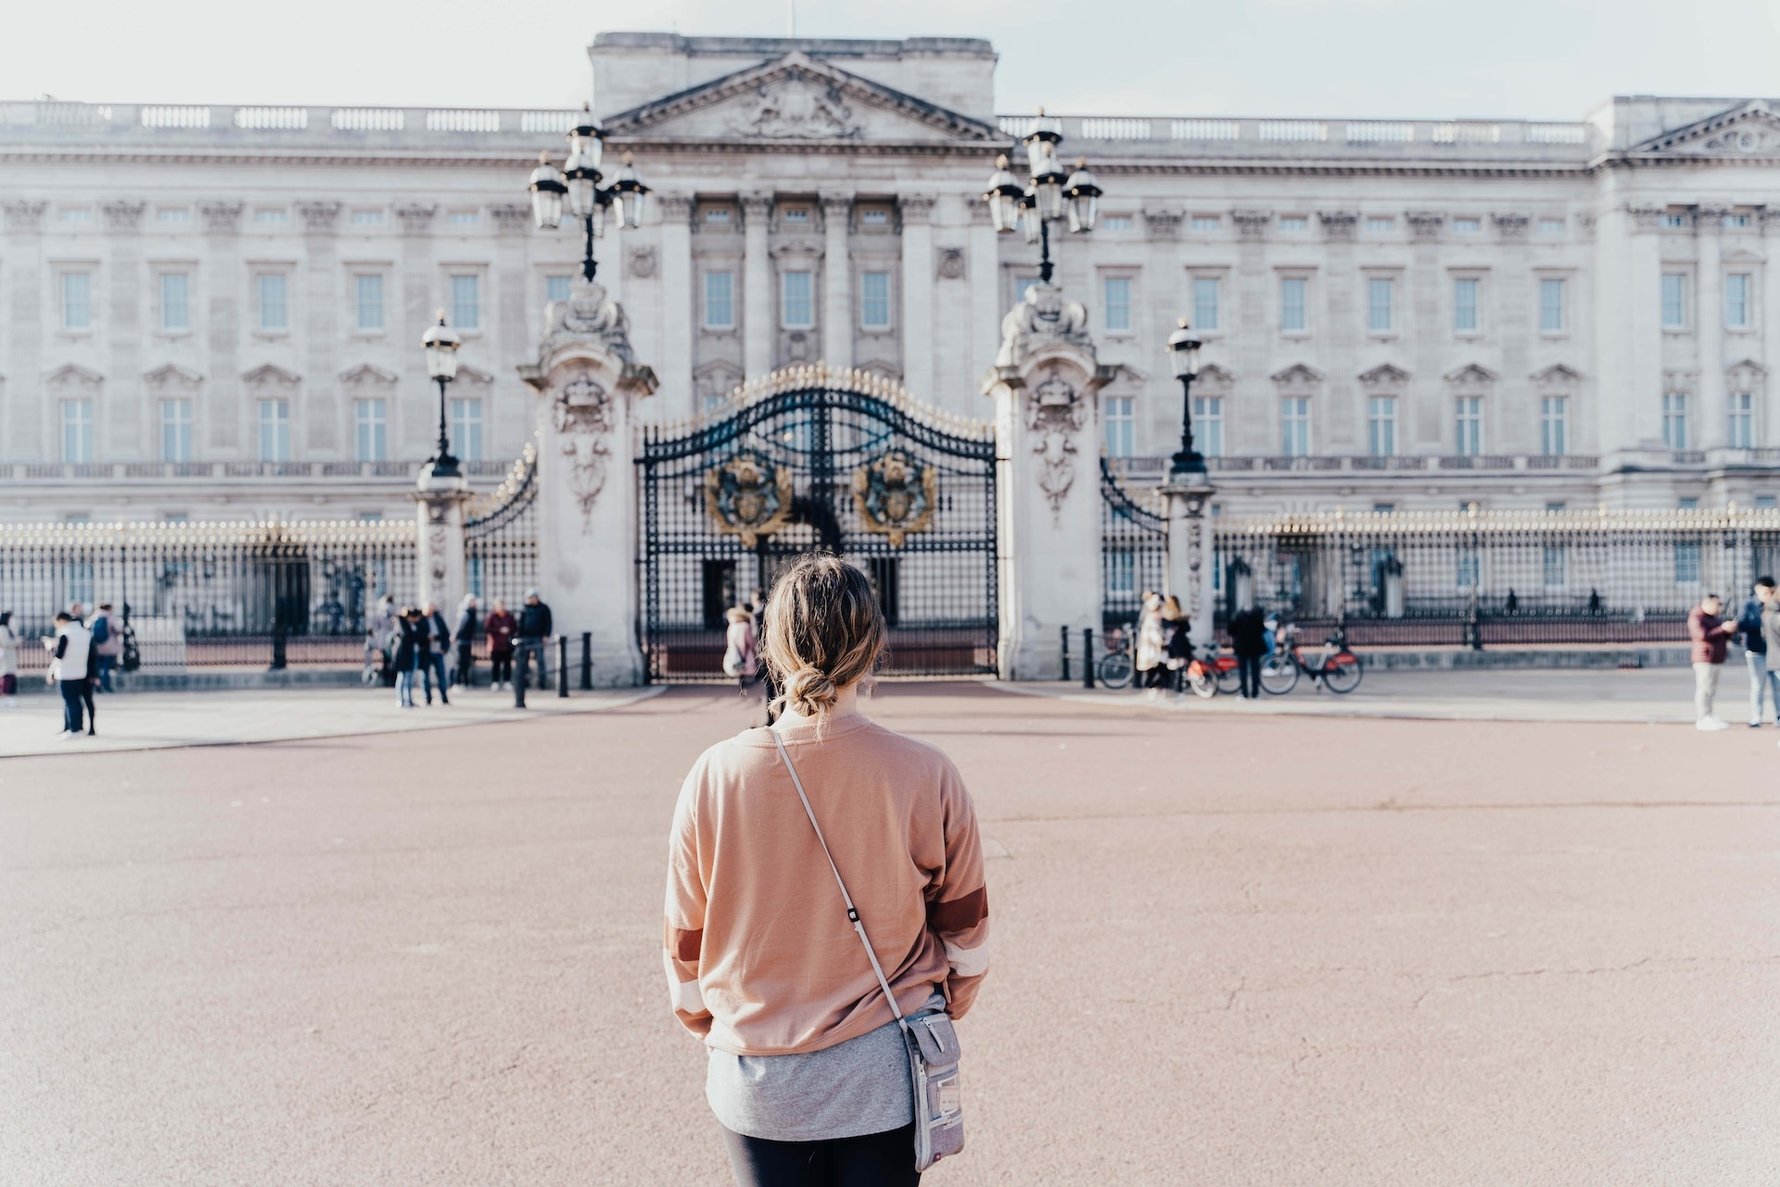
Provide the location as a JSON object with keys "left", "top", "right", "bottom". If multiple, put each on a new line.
{"left": 664, "top": 554, "right": 989, "bottom": 1186}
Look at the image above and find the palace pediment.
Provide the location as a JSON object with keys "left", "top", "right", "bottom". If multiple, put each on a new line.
{"left": 1630, "top": 99, "right": 1780, "bottom": 159}
{"left": 601, "top": 52, "right": 999, "bottom": 144}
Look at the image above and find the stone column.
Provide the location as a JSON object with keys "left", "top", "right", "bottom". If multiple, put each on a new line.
{"left": 741, "top": 192, "right": 773, "bottom": 380}
{"left": 199, "top": 201, "right": 244, "bottom": 453}
{"left": 1231, "top": 210, "right": 1273, "bottom": 452}
{"left": 414, "top": 466, "right": 471, "bottom": 611}
{"left": 298, "top": 201, "right": 342, "bottom": 456}
{"left": 1625, "top": 206, "right": 1666, "bottom": 447}
{"left": 1318, "top": 211, "right": 1360, "bottom": 453}
{"left": 1763, "top": 209, "right": 1780, "bottom": 446}
{"left": 395, "top": 202, "right": 439, "bottom": 458}
{"left": 1696, "top": 208, "right": 1727, "bottom": 448}
{"left": 820, "top": 193, "right": 853, "bottom": 370}
{"left": 517, "top": 279, "right": 658, "bottom": 685}
{"left": 900, "top": 195, "right": 937, "bottom": 397}
{"left": 1404, "top": 211, "right": 1446, "bottom": 451}
{"left": 2, "top": 202, "right": 46, "bottom": 460}
{"left": 102, "top": 200, "right": 147, "bottom": 460}
{"left": 657, "top": 194, "right": 696, "bottom": 416}
{"left": 982, "top": 283, "right": 1113, "bottom": 679}
{"left": 1160, "top": 470, "right": 1217, "bottom": 649}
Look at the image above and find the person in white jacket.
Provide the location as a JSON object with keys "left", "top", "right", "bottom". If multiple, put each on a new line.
{"left": 0, "top": 609, "right": 19, "bottom": 707}
{"left": 45, "top": 612, "right": 94, "bottom": 737}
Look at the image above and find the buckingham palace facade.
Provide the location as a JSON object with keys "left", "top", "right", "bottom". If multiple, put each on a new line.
{"left": 2, "top": 32, "right": 1779, "bottom": 522}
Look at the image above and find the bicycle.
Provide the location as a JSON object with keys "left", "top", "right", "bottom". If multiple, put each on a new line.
{"left": 1200, "top": 638, "right": 1242, "bottom": 696}
{"left": 1097, "top": 623, "right": 1136, "bottom": 689}
{"left": 1258, "top": 622, "right": 1364, "bottom": 695}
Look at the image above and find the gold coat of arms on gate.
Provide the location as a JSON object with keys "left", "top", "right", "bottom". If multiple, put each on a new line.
{"left": 705, "top": 452, "right": 793, "bottom": 547}
{"left": 853, "top": 449, "right": 938, "bottom": 548}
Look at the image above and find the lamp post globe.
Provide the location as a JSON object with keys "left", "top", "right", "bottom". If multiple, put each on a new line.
{"left": 609, "top": 152, "right": 651, "bottom": 229}
{"left": 981, "top": 109, "right": 1101, "bottom": 288}
{"left": 421, "top": 311, "right": 462, "bottom": 478}
{"left": 527, "top": 102, "right": 647, "bottom": 283}
{"left": 1063, "top": 159, "right": 1101, "bottom": 233}
{"left": 528, "top": 151, "right": 566, "bottom": 231}
{"left": 982, "top": 154, "right": 1025, "bottom": 234}
{"left": 1167, "top": 317, "right": 1206, "bottom": 478}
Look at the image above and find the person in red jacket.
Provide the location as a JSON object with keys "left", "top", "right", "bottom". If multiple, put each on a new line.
{"left": 1688, "top": 593, "right": 1739, "bottom": 731}
{"left": 484, "top": 598, "right": 516, "bottom": 692}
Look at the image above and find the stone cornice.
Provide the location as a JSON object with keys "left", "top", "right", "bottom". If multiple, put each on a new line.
{"left": 102, "top": 200, "right": 147, "bottom": 231}
{"left": 1492, "top": 212, "right": 1530, "bottom": 240}
{"left": 198, "top": 200, "right": 243, "bottom": 233}
{"left": 394, "top": 202, "right": 436, "bottom": 233}
{"left": 297, "top": 200, "right": 341, "bottom": 232}
{"left": 1405, "top": 210, "right": 1445, "bottom": 240}
{"left": 1142, "top": 209, "right": 1183, "bottom": 240}
{"left": 1231, "top": 209, "right": 1271, "bottom": 240}
{"left": 1318, "top": 210, "right": 1358, "bottom": 241}
{"left": 2, "top": 200, "right": 47, "bottom": 232}
{"left": 899, "top": 194, "right": 937, "bottom": 225}
{"left": 739, "top": 192, "right": 773, "bottom": 220}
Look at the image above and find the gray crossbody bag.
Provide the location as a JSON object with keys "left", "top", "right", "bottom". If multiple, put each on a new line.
{"left": 771, "top": 730, "right": 966, "bottom": 1172}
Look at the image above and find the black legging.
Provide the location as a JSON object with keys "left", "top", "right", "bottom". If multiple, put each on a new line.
{"left": 490, "top": 651, "right": 513, "bottom": 685}
{"left": 1237, "top": 654, "right": 1263, "bottom": 698}
{"left": 722, "top": 1124, "right": 919, "bottom": 1187}
{"left": 1141, "top": 665, "right": 1170, "bottom": 691}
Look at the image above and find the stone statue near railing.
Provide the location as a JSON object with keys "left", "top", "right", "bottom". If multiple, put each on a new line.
{"left": 518, "top": 279, "right": 658, "bottom": 686}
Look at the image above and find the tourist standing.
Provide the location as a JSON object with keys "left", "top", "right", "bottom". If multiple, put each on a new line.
{"left": 0, "top": 610, "right": 18, "bottom": 709}
{"left": 44, "top": 611, "right": 93, "bottom": 737}
{"left": 421, "top": 601, "right": 452, "bottom": 706}
{"left": 485, "top": 598, "right": 516, "bottom": 692}
{"left": 664, "top": 554, "right": 988, "bottom": 1187}
{"left": 1736, "top": 578, "right": 1777, "bottom": 727}
{"left": 393, "top": 607, "right": 423, "bottom": 709}
{"left": 89, "top": 602, "right": 122, "bottom": 693}
{"left": 453, "top": 594, "right": 480, "bottom": 689}
{"left": 370, "top": 594, "right": 399, "bottom": 686}
{"left": 1135, "top": 591, "right": 1167, "bottom": 701}
{"left": 1688, "top": 592, "right": 1737, "bottom": 731}
{"left": 1228, "top": 602, "right": 1268, "bottom": 700}
{"left": 1161, "top": 595, "right": 1193, "bottom": 699}
{"left": 722, "top": 604, "right": 759, "bottom": 695}
{"left": 512, "top": 588, "right": 552, "bottom": 709}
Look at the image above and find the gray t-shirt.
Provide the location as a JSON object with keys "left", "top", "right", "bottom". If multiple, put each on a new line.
{"left": 705, "top": 991, "right": 944, "bottom": 1142}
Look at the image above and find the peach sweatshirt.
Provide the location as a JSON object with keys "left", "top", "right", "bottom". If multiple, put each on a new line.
{"left": 663, "top": 714, "right": 989, "bottom": 1056}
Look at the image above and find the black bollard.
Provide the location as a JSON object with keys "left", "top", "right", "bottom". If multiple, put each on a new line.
{"left": 557, "top": 635, "right": 570, "bottom": 697}
{"left": 580, "top": 632, "right": 593, "bottom": 691}
{"left": 1059, "top": 624, "right": 1071, "bottom": 682}
{"left": 1082, "top": 627, "right": 1095, "bottom": 689}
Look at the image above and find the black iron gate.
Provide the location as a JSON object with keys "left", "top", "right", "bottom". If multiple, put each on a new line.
{"left": 637, "top": 376, "right": 998, "bottom": 681}
{"left": 1100, "top": 458, "right": 1168, "bottom": 630}
{"left": 464, "top": 439, "right": 539, "bottom": 615}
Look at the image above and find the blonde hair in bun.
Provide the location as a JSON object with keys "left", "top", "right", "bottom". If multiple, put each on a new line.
{"left": 762, "top": 553, "right": 886, "bottom": 721}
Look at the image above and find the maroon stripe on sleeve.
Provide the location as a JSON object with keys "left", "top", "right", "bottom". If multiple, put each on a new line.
{"left": 926, "top": 887, "right": 987, "bottom": 934}
{"left": 666, "top": 925, "right": 703, "bottom": 962}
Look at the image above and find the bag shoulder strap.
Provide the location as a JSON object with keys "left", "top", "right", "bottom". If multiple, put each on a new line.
{"left": 771, "top": 729, "right": 904, "bottom": 1023}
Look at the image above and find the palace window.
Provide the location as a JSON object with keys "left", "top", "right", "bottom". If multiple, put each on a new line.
{"left": 61, "top": 272, "right": 92, "bottom": 330}
{"left": 59, "top": 207, "right": 93, "bottom": 223}
{"left": 1452, "top": 217, "right": 1481, "bottom": 233}
{"left": 1453, "top": 277, "right": 1480, "bottom": 333}
{"left": 1194, "top": 396, "right": 1223, "bottom": 457}
{"left": 781, "top": 206, "right": 810, "bottom": 225}
{"left": 1726, "top": 273, "right": 1751, "bottom": 328}
{"left": 1365, "top": 216, "right": 1395, "bottom": 233}
{"left": 1660, "top": 273, "right": 1688, "bottom": 328}
{"left": 160, "top": 272, "right": 191, "bottom": 331}
{"left": 1103, "top": 276, "right": 1132, "bottom": 332}
{"left": 449, "top": 274, "right": 480, "bottom": 329}
{"left": 1662, "top": 392, "right": 1689, "bottom": 449}
{"left": 160, "top": 399, "right": 192, "bottom": 462}
{"left": 1280, "top": 397, "right": 1311, "bottom": 456}
{"left": 1540, "top": 396, "right": 1568, "bottom": 456}
{"left": 350, "top": 209, "right": 385, "bottom": 225}
{"left": 1539, "top": 278, "right": 1566, "bottom": 332}
{"left": 1192, "top": 277, "right": 1219, "bottom": 331}
{"left": 702, "top": 206, "right": 731, "bottom": 225}
{"left": 1279, "top": 277, "right": 1307, "bottom": 332}
{"left": 1457, "top": 547, "right": 1480, "bottom": 589}
{"left": 1455, "top": 396, "right": 1483, "bottom": 456}
{"left": 1104, "top": 396, "right": 1134, "bottom": 457}
{"left": 62, "top": 399, "right": 94, "bottom": 463}
{"left": 257, "top": 274, "right": 288, "bottom": 331}
{"left": 703, "top": 271, "right": 735, "bottom": 329}
{"left": 859, "top": 208, "right": 890, "bottom": 227}
{"left": 1189, "top": 214, "right": 1220, "bottom": 232}
{"left": 258, "top": 399, "right": 290, "bottom": 462}
{"left": 450, "top": 397, "right": 483, "bottom": 461}
{"left": 781, "top": 270, "right": 814, "bottom": 329}
{"left": 546, "top": 274, "right": 572, "bottom": 304}
{"left": 1729, "top": 391, "right": 1754, "bottom": 448}
{"left": 1366, "top": 277, "right": 1394, "bottom": 333}
{"left": 446, "top": 210, "right": 479, "bottom": 225}
{"left": 1660, "top": 211, "right": 1689, "bottom": 229}
{"left": 354, "top": 398, "right": 387, "bottom": 462}
{"left": 1101, "top": 214, "right": 1133, "bottom": 231}
{"left": 1278, "top": 215, "right": 1308, "bottom": 232}
{"left": 253, "top": 208, "right": 288, "bottom": 224}
{"left": 156, "top": 207, "right": 190, "bottom": 223}
{"left": 1537, "top": 217, "right": 1565, "bottom": 235}
{"left": 1367, "top": 396, "right": 1398, "bottom": 457}
{"left": 1543, "top": 544, "right": 1566, "bottom": 588}
{"left": 355, "top": 274, "right": 385, "bottom": 331}
{"left": 860, "top": 270, "right": 892, "bottom": 331}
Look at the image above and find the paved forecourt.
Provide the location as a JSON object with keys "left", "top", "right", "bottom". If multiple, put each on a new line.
{"left": 2, "top": 682, "right": 1775, "bottom": 1186}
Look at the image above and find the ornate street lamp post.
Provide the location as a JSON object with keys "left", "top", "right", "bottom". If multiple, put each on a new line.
{"left": 1166, "top": 317, "right": 1205, "bottom": 478}
{"left": 983, "top": 110, "right": 1101, "bottom": 284}
{"left": 528, "top": 105, "right": 650, "bottom": 282}
{"left": 421, "top": 311, "right": 461, "bottom": 479}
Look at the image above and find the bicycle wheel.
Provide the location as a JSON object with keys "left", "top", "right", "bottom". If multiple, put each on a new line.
{"left": 1259, "top": 655, "right": 1299, "bottom": 695}
{"left": 1214, "top": 659, "right": 1241, "bottom": 696}
{"left": 1188, "top": 668, "right": 1217, "bottom": 699}
{"left": 1321, "top": 650, "right": 1363, "bottom": 694}
{"left": 1097, "top": 652, "right": 1134, "bottom": 689}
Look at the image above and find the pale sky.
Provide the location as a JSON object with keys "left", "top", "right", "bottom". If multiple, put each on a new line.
{"left": 5, "top": 0, "right": 1778, "bottom": 120}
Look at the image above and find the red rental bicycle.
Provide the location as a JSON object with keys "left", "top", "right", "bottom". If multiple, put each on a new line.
{"left": 1258, "top": 622, "right": 1363, "bottom": 695}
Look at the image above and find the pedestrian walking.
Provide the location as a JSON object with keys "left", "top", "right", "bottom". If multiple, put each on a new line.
{"left": 0, "top": 610, "right": 18, "bottom": 709}
{"left": 1688, "top": 592, "right": 1738, "bottom": 731}
{"left": 1161, "top": 595, "right": 1193, "bottom": 700}
{"left": 44, "top": 611, "right": 94, "bottom": 738}
{"left": 420, "top": 601, "right": 451, "bottom": 706}
{"left": 1135, "top": 591, "right": 1168, "bottom": 701}
{"left": 370, "top": 594, "right": 399, "bottom": 687}
{"left": 392, "top": 607, "right": 423, "bottom": 709}
{"left": 722, "top": 604, "right": 759, "bottom": 695}
{"left": 1736, "top": 577, "right": 1777, "bottom": 727}
{"left": 512, "top": 588, "right": 552, "bottom": 709}
{"left": 453, "top": 594, "right": 480, "bottom": 689}
{"left": 664, "top": 553, "right": 988, "bottom": 1187}
{"left": 89, "top": 602, "right": 122, "bottom": 693}
{"left": 1228, "top": 602, "right": 1268, "bottom": 700}
{"left": 485, "top": 598, "right": 516, "bottom": 691}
